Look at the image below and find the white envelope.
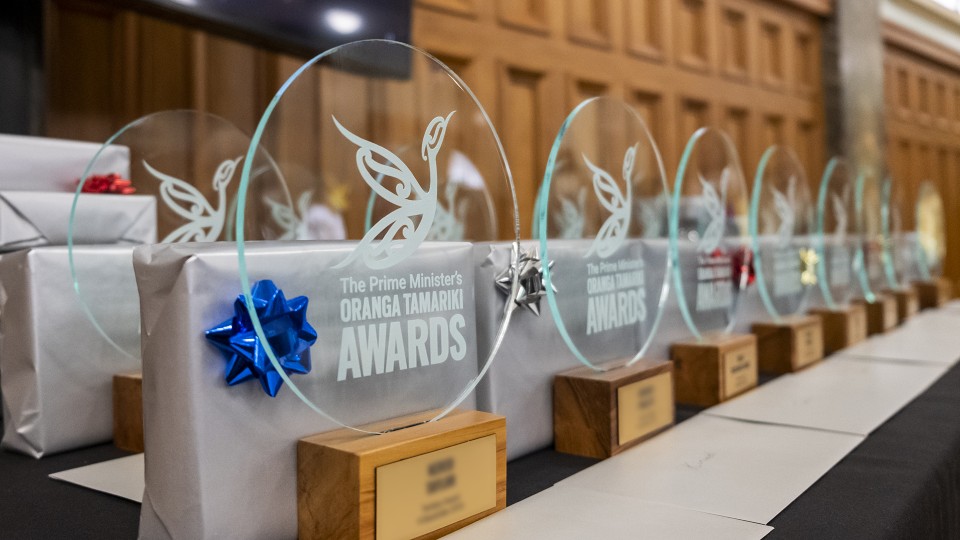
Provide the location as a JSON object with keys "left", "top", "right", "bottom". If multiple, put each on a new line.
{"left": 558, "top": 415, "right": 863, "bottom": 524}
{"left": 0, "top": 191, "right": 156, "bottom": 252}
{"left": 704, "top": 356, "right": 947, "bottom": 435}
{"left": 446, "top": 485, "right": 773, "bottom": 540}
{"left": 0, "top": 134, "right": 129, "bottom": 191}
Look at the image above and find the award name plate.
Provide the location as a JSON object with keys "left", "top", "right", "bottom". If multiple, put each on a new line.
{"left": 540, "top": 96, "right": 674, "bottom": 459}
{"left": 669, "top": 127, "right": 758, "bottom": 405}
{"left": 911, "top": 181, "right": 951, "bottom": 309}
{"left": 809, "top": 157, "right": 867, "bottom": 353}
{"left": 747, "top": 145, "right": 822, "bottom": 373}
{"left": 235, "top": 40, "right": 517, "bottom": 539}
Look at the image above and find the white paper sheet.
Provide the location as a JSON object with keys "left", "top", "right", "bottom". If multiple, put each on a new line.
{"left": 446, "top": 486, "right": 773, "bottom": 540}
{"left": 50, "top": 453, "right": 144, "bottom": 503}
{"left": 841, "top": 322, "right": 960, "bottom": 365}
{"left": 557, "top": 415, "right": 862, "bottom": 524}
{"left": 704, "top": 356, "right": 947, "bottom": 435}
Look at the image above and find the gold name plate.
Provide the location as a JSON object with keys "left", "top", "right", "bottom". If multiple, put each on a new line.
{"left": 617, "top": 371, "right": 673, "bottom": 447}
{"left": 723, "top": 344, "right": 758, "bottom": 398}
{"left": 377, "top": 436, "right": 497, "bottom": 540}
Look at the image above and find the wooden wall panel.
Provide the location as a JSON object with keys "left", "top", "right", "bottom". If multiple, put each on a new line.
{"left": 884, "top": 23, "right": 960, "bottom": 289}
{"left": 44, "top": 0, "right": 828, "bottom": 241}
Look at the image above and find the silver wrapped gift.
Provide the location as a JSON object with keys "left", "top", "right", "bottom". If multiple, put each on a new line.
{"left": 134, "top": 241, "right": 479, "bottom": 540}
{"left": 0, "top": 134, "right": 129, "bottom": 191}
{"left": 0, "top": 191, "right": 156, "bottom": 252}
{"left": 0, "top": 246, "right": 141, "bottom": 457}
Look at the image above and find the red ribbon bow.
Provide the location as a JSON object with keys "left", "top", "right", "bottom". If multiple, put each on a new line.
{"left": 78, "top": 173, "right": 136, "bottom": 195}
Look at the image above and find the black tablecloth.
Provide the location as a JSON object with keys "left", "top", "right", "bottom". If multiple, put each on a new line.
{"left": 2, "top": 362, "right": 960, "bottom": 539}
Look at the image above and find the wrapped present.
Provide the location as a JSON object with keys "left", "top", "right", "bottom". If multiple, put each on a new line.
{"left": 0, "top": 134, "right": 129, "bottom": 191}
{"left": 0, "top": 246, "right": 140, "bottom": 457}
{"left": 133, "top": 241, "right": 479, "bottom": 540}
{"left": 0, "top": 191, "right": 156, "bottom": 252}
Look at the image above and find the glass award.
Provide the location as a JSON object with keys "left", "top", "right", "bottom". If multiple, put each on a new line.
{"left": 748, "top": 145, "right": 823, "bottom": 372}
{"left": 538, "top": 96, "right": 673, "bottom": 458}
{"left": 808, "top": 157, "right": 868, "bottom": 352}
{"left": 234, "top": 40, "right": 517, "bottom": 538}
{"left": 67, "top": 110, "right": 290, "bottom": 451}
{"left": 880, "top": 177, "right": 919, "bottom": 321}
{"left": 669, "top": 128, "right": 757, "bottom": 406}
{"left": 853, "top": 169, "right": 898, "bottom": 333}
{"left": 912, "top": 181, "right": 952, "bottom": 307}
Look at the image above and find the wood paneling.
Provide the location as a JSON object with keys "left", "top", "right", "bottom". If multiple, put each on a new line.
{"left": 43, "top": 0, "right": 827, "bottom": 240}
{"left": 883, "top": 22, "right": 960, "bottom": 289}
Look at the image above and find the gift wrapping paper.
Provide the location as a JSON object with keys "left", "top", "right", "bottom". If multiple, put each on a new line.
{"left": 134, "top": 241, "right": 479, "bottom": 540}
{"left": 0, "top": 246, "right": 141, "bottom": 457}
{"left": 0, "top": 134, "right": 129, "bottom": 192}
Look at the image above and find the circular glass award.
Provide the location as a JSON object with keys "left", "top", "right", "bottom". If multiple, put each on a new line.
{"left": 814, "top": 157, "right": 857, "bottom": 309}
{"left": 915, "top": 181, "right": 946, "bottom": 281}
{"left": 854, "top": 168, "right": 885, "bottom": 302}
{"left": 670, "top": 128, "right": 751, "bottom": 340}
{"left": 749, "top": 146, "right": 814, "bottom": 321}
{"left": 881, "top": 177, "right": 911, "bottom": 289}
{"left": 537, "top": 96, "right": 670, "bottom": 370}
{"left": 68, "top": 110, "right": 291, "bottom": 359}
{"left": 236, "top": 40, "right": 519, "bottom": 432}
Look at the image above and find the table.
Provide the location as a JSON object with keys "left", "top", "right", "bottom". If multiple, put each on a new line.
{"left": 1, "top": 363, "right": 958, "bottom": 539}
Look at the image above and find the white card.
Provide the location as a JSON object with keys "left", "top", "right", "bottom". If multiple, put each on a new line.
{"left": 842, "top": 323, "right": 960, "bottom": 365}
{"left": 445, "top": 486, "right": 773, "bottom": 540}
{"left": 49, "top": 453, "right": 144, "bottom": 503}
{"left": 704, "top": 357, "right": 947, "bottom": 435}
{"left": 557, "top": 415, "right": 862, "bottom": 524}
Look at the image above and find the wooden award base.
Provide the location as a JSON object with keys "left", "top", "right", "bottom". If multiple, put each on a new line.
{"left": 113, "top": 371, "right": 144, "bottom": 453}
{"left": 853, "top": 294, "right": 897, "bottom": 335}
{"left": 553, "top": 358, "right": 674, "bottom": 459}
{"left": 808, "top": 304, "right": 868, "bottom": 355}
{"left": 751, "top": 314, "right": 824, "bottom": 374}
{"left": 671, "top": 333, "right": 758, "bottom": 407}
{"left": 884, "top": 287, "right": 919, "bottom": 324}
{"left": 298, "top": 409, "right": 506, "bottom": 540}
{"left": 914, "top": 278, "right": 953, "bottom": 310}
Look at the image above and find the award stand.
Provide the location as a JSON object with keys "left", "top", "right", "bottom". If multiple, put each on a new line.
{"left": 113, "top": 371, "right": 144, "bottom": 453}
{"left": 854, "top": 295, "right": 897, "bottom": 335}
{"left": 538, "top": 97, "right": 676, "bottom": 460}
{"left": 554, "top": 359, "right": 674, "bottom": 459}
{"left": 809, "top": 304, "right": 867, "bottom": 354}
{"left": 671, "top": 333, "right": 758, "bottom": 407}
{"left": 912, "top": 182, "right": 950, "bottom": 310}
{"left": 747, "top": 145, "right": 822, "bottom": 374}
{"left": 298, "top": 410, "right": 505, "bottom": 540}
{"left": 914, "top": 278, "right": 952, "bottom": 309}
{"left": 752, "top": 315, "right": 823, "bottom": 373}
{"left": 884, "top": 287, "right": 919, "bottom": 323}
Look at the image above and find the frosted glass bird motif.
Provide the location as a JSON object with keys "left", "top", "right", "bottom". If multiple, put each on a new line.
{"left": 772, "top": 175, "right": 797, "bottom": 248}
{"left": 333, "top": 111, "right": 454, "bottom": 270}
{"left": 267, "top": 190, "right": 314, "bottom": 240}
{"left": 584, "top": 143, "right": 637, "bottom": 258}
{"left": 144, "top": 156, "right": 241, "bottom": 243}
{"left": 697, "top": 168, "right": 730, "bottom": 254}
